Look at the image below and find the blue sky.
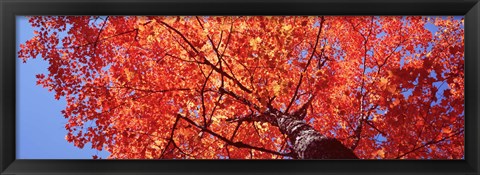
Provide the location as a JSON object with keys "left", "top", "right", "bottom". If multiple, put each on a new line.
{"left": 15, "top": 16, "right": 462, "bottom": 159}
{"left": 16, "top": 16, "right": 109, "bottom": 159}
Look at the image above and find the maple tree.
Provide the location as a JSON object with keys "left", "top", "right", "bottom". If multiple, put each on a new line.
{"left": 18, "top": 16, "right": 464, "bottom": 159}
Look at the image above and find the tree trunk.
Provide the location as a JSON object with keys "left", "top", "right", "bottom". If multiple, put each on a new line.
{"left": 266, "top": 109, "right": 358, "bottom": 159}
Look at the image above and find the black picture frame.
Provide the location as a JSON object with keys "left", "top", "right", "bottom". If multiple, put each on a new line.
{"left": 1, "top": 0, "right": 479, "bottom": 174}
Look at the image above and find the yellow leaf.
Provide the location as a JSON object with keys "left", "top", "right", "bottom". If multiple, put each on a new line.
{"left": 249, "top": 37, "right": 262, "bottom": 50}
{"left": 379, "top": 77, "right": 388, "bottom": 87}
{"left": 145, "top": 149, "right": 153, "bottom": 159}
{"left": 154, "top": 140, "right": 163, "bottom": 146}
{"left": 151, "top": 144, "right": 160, "bottom": 150}
{"left": 441, "top": 127, "right": 452, "bottom": 134}
{"left": 273, "top": 84, "right": 281, "bottom": 96}
{"left": 147, "top": 35, "right": 156, "bottom": 44}
{"left": 426, "top": 51, "right": 432, "bottom": 57}
{"left": 124, "top": 68, "right": 134, "bottom": 81}
{"left": 187, "top": 101, "right": 195, "bottom": 109}
{"left": 340, "top": 122, "right": 346, "bottom": 129}
{"left": 138, "top": 24, "right": 145, "bottom": 32}
{"left": 387, "top": 70, "right": 395, "bottom": 78}
{"left": 377, "top": 149, "right": 385, "bottom": 158}
{"left": 393, "top": 99, "right": 400, "bottom": 106}
{"left": 212, "top": 115, "right": 228, "bottom": 123}
{"left": 281, "top": 24, "right": 292, "bottom": 32}
{"left": 387, "top": 85, "right": 396, "bottom": 93}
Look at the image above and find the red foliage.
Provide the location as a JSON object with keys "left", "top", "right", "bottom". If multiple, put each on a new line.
{"left": 18, "top": 16, "right": 464, "bottom": 159}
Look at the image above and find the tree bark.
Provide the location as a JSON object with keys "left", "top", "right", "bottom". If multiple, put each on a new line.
{"left": 266, "top": 109, "right": 358, "bottom": 159}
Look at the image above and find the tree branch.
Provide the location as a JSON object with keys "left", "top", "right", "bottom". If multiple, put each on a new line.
{"left": 92, "top": 16, "right": 109, "bottom": 54}
{"left": 158, "top": 20, "right": 253, "bottom": 94}
{"left": 219, "top": 87, "right": 261, "bottom": 112}
{"left": 200, "top": 67, "right": 214, "bottom": 127}
{"left": 394, "top": 129, "right": 464, "bottom": 159}
{"left": 286, "top": 16, "right": 325, "bottom": 113}
{"left": 159, "top": 115, "right": 181, "bottom": 159}
{"left": 177, "top": 114, "right": 289, "bottom": 157}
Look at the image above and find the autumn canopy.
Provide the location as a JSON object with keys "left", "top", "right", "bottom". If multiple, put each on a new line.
{"left": 19, "top": 16, "right": 464, "bottom": 159}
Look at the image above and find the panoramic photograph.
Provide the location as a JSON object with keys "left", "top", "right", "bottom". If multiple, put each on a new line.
{"left": 16, "top": 16, "right": 464, "bottom": 159}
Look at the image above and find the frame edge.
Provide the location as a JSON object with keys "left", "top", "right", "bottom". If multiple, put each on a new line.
{"left": 465, "top": 1, "right": 480, "bottom": 173}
